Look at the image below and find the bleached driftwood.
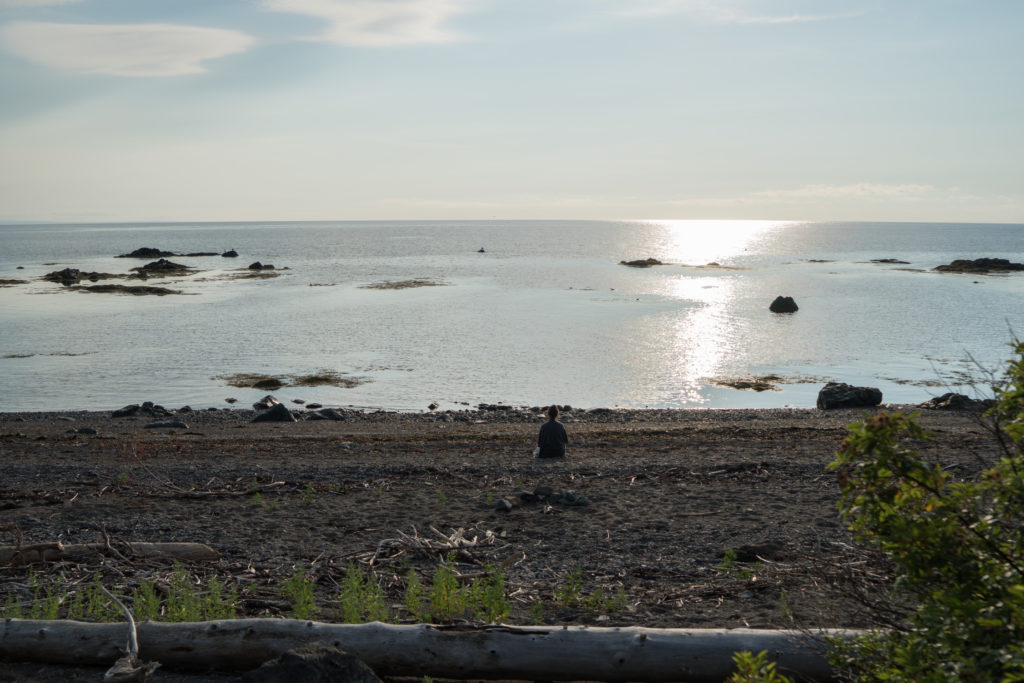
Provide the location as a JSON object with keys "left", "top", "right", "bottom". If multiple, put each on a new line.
{"left": 0, "top": 619, "right": 855, "bottom": 681}
{"left": 0, "top": 541, "right": 218, "bottom": 566}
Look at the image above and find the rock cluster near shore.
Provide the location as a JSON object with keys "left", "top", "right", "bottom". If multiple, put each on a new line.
{"left": 933, "top": 257, "right": 1024, "bottom": 274}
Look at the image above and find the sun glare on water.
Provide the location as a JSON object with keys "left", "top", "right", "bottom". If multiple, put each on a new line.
{"left": 641, "top": 219, "right": 791, "bottom": 265}
{"left": 629, "top": 220, "right": 792, "bottom": 406}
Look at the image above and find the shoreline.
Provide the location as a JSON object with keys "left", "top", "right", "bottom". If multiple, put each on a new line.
{"left": 0, "top": 404, "right": 997, "bottom": 680}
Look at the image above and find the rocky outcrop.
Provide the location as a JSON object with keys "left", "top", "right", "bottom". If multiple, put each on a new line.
{"left": 131, "top": 259, "right": 193, "bottom": 275}
{"left": 117, "top": 247, "right": 177, "bottom": 259}
{"left": 619, "top": 258, "right": 662, "bottom": 267}
{"left": 248, "top": 262, "right": 275, "bottom": 270}
{"left": 222, "top": 250, "right": 239, "bottom": 258}
{"left": 816, "top": 383, "right": 882, "bottom": 410}
{"left": 934, "top": 258, "right": 1024, "bottom": 274}
{"left": 769, "top": 296, "right": 799, "bottom": 313}
{"left": 919, "top": 392, "right": 994, "bottom": 410}
{"left": 870, "top": 258, "right": 910, "bottom": 264}
{"left": 42, "top": 268, "right": 117, "bottom": 285}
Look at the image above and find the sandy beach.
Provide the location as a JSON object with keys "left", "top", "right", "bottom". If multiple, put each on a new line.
{"left": 0, "top": 404, "right": 1000, "bottom": 680}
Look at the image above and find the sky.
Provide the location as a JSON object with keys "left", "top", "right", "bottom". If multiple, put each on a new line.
{"left": 0, "top": 0, "right": 1021, "bottom": 224}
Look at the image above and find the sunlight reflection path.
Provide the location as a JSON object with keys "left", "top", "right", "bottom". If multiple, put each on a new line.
{"left": 630, "top": 221, "right": 790, "bottom": 405}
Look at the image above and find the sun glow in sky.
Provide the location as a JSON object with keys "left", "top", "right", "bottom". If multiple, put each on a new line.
{"left": 0, "top": 0, "right": 1021, "bottom": 224}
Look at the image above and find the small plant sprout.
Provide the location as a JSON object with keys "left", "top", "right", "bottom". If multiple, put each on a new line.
{"left": 555, "top": 566, "right": 584, "bottom": 607}
{"left": 282, "top": 566, "right": 316, "bottom": 620}
{"left": 301, "top": 483, "right": 316, "bottom": 504}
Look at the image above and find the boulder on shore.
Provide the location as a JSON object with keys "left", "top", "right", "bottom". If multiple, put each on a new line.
{"left": 251, "top": 402, "right": 296, "bottom": 423}
{"left": 253, "top": 395, "right": 281, "bottom": 410}
{"left": 919, "top": 392, "right": 994, "bottom": 411}
{"left": 933, "top": 257, "right": 1024, "bottom": 274}
{"left": 769, "top": 296, "right": 799, "bottom": 313}
{"left": 816, "top": 383, "right": 882, "bottom": 410}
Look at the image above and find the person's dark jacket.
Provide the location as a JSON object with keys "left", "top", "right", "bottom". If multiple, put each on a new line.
{"left": 537, "top": 420, "right": 568, "bottom": 458}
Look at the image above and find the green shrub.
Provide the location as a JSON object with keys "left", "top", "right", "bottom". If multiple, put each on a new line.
{"left": 728, "top": 650, "right": 792, "bottom": 683}
{"left": 827, "top": 340, "right": 1024, "bottom": 682}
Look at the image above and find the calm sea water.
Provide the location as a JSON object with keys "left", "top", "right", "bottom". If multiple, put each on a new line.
{"left": 1, "top": 220, "right": 1022, "bottom": 412}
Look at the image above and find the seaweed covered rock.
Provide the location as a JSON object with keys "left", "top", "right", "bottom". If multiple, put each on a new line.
{"left": 131, "top": 258, "right": 193, "bottom": 275}
{"left": 619, "top": 258, "right": 662, "bottom": 267}
{"left": 934, "top": 258, "right": 1024, "bottom": 274}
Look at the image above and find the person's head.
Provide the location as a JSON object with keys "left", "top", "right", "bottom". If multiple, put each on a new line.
{"left": 546, "top": 404, "right": 559, "bottom": 421}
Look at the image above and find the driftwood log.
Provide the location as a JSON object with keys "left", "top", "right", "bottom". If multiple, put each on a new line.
{"left": 0, "top": 542, "right": 218, "bottom": 566}
{"left": 0, "top": 619, "right": 856, "bottom": 681}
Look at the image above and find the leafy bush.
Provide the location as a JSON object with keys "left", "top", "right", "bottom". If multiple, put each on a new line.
{"left": 827, "top": 340, "right": 1024, "bottom": 681}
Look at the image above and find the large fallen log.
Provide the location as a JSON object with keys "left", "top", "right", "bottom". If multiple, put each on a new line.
{"left": 0, "top": 541, "right": 218, "bottom": 566}
{"left": 0, "top": 619, "right": 856, "bottom": 681}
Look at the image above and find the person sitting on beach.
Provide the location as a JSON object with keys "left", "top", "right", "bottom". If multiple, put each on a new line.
{"left": 535, "top": 405, "right": 568, "bottom": 458}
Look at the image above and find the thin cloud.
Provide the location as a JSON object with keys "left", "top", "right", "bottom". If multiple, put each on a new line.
{"left": 666, "top": 184, "right": 938, "bottom": 207}
{"left": 612, "top": 0, "right": 861, "bottom": 24}
{"left": 0, "top": 0, "right": 82, "bottom": 6}
{"left": 0, "top": 22, "right": 256, "bottom": 76}
{"left": 751, "top": 183, "right": 936, "bottom": 200}
{"left": 262, "top": 0, "right": 469, "bottom": 46}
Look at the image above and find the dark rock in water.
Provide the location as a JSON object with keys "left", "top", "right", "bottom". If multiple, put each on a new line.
{"left": 934, "top": 257, "right": 1024, "bottom": 274}
{"left": 769, "top": 296, "right": 799, "bottom": 313}
{"left": 251, "top": 402, "right": 296, "bottom": 423}
{"left": 43, "top": 268, "right": 117, "bottom": 285}
{"left": 919, "top": 392, "right": 993, "bottom": 410}
{"left": 306, "top": 403, "right": 323, "bottom": 410}
{"left": 222, "top": 249, "right": 239, "bottom": 258}
{"left": 183, "top": 252, "right": 218, "bottom": 257}
{"left": 239, "top": 642, "right": 381, "bottom": 683}
{"left": 145, "top": 420, "right": 188, "bottom": 429}
{"left": 478, "top": 247, "right": 486, "bottom": 253}
{"left": 117, "top": 247, "right": 177, "bottom": 259}
{"left": 816, "top": 382, "right": 882, "bottom": 410}
{"left": 225, "top": 397, "right": 238, "bottom": 404}
{"left": 427, "top": 402, "right": 439, "bottom": 411}
{"left": 870, "top": 258, "right": 910, "bottom": 264}
{"left": 248, "top": 262, "right": 275, "bottom": 270}
{"left": 619, "top": 258, "right": 662, "bottom": 267}
{"left": 292, "top": 399, "right": 306, "bottom": 404}
{"left": 131, "top": 258, "right": 191, "bottom": 274}
{"left": 253, "top": 395, "right": 281, "bottom": 410}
